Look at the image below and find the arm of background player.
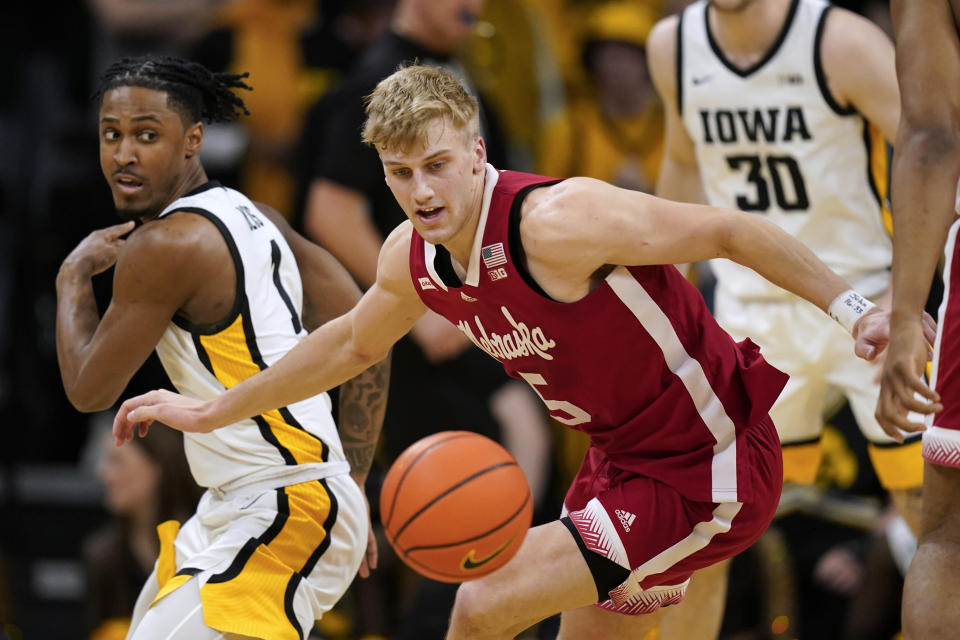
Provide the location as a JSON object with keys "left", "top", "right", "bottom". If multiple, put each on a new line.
{"left": 258, "top": 202, "right": 391, "bottom": 483}
{"left": 302, "top": 178, "right": 384, "bottom": 290}
{"left": 56, "top": 217, "right": 209, "bottom": 411}
{"left": 647, "top": 15, "right": 708, "bottom": 206}
{"left": 303, "top": 174, "right": 469, "bottom": 363}
{"left": 820, "top": 8, "right": 900, "bottom": 309}
{"left": 872, "top": 0, "right": 960, "bottom": 433}
{"left": 820, "top": 7, "right": 900, "bottom": 145}
{"left": 114, "top": 222, "right": 427, "bottom": 439}
{"left": 647, "top": 15, "right": 708, "bottom": 277}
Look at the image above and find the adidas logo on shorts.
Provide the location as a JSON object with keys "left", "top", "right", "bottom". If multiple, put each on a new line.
{"left": 615, "top": 509, "right": 636, "bottom": 532}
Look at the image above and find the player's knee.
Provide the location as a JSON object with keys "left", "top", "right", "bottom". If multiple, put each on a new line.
{"left": 921, "top": 508, "right": 960, "bottom": 546}
{"left": 449, "top": 581, "right": 509, "bottom": 637}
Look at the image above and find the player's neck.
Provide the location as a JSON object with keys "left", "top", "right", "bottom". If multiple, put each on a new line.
{"left": 139, "top": 163, "right": 210, "bottom": 222}
{"left": 444, "top": 168, "right": 487, "bottom": 271}
{"left": 708, "top": 0, "right": 793, "bottom": 68}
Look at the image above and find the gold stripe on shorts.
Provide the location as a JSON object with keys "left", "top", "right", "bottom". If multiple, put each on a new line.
{"left": 200, "top": 480, "right": 338, "bottom": 640}
{"left": 781, "top": 439, "right": 822, "bottom": 485}
{"left": 868, "top": 439, "right": 924, "bottom": 490}
{"left": 155, "top": 520, "right": 181, "bottom": 587}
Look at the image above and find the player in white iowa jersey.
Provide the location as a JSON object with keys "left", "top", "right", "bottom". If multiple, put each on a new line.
{"left": 648, "top": 2, "right": 923, "bottom": 630}
{"left": 55, "top": 56, "right": 389, "bottom": 639}
{"left": 647, "top": 0, "right": 923, "bottom": 633}
{"left": 111, "top": 66, "right": 926, "bottom": 640}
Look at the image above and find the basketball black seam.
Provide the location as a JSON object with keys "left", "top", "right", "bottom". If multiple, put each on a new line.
{"left": 403, "top": 490, "right": 531, "bottom": 554}
{"left": 392, "top": 461, "right": 520, "bottom": 542}
{"left": 383, "top": 432, "right": 477, "bottom": 528}
{"left": 402, "top": 553, "right": 470, "bottom": 582}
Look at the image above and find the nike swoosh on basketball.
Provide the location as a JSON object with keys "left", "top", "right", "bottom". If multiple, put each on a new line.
{"left": 460, "top": 534, "right": 516, "bottom": 570}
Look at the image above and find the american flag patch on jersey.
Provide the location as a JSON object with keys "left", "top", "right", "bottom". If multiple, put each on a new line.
{"left": 481, "top": 243, "right": 507, "bottom": 268}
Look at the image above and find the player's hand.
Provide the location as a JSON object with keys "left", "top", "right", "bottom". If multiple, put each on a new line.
{"left": 113, "top": 389, "right": 216, "bottom": 445}
{"left": 853, "top": 307, "right": 890, "bottom": 361}
{"left": 853, "top": 307, "right": 936, "bottom": 361}
{"left": 350, "top": 481, "right": 378, "bottom": 578}
{"left": 60, "top": 221, "right": 136, "bottom": 279}
{"left": 875, "top": 318, "right": 942, "bottom": 441}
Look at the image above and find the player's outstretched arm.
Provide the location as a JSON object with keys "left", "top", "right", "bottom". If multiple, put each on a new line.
{"left": 538, "top": 178, "right": 848, "bottom": 310}
{"left": 113, "top": 222, "right": 427, "bottom": 442}
{"left": 528, "top": 179, "right": 938, "bottom": 348}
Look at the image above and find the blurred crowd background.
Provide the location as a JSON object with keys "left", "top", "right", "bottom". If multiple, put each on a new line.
{"left": 0, "top": 1, "right": 913, "bottom": 639}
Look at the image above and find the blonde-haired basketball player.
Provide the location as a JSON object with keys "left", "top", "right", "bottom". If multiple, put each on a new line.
{"left": 114, "top": 65, "right": 926, "bottom": 640}
{"left": 56, "top": 55, "right": 389, "bottom": 640}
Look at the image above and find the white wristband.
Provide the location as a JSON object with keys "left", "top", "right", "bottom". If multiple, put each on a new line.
{"left": 828, "top": 289, "right": 875, "bottom": 334}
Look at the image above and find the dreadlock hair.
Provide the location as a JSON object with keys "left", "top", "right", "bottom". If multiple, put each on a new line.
{"left": 93, "top": 55, "right": 252, "bottom": 125}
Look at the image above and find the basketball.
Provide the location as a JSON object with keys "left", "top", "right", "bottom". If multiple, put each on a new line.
{"left": 379, "top": 431, "right": 533, "bottom": 583}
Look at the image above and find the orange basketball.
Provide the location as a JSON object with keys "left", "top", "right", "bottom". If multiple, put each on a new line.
{"left": 380, "top": 430, "right": 533, "bottom": 583}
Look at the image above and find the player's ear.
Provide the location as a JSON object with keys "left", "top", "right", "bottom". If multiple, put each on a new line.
{"left": 472, "top": 136, "right": 487, "bottom": 173}
{"left": 184, "top": 122, "right": 204, "bottom": 158}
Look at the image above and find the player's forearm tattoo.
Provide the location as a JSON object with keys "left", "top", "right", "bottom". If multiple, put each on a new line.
{"left": 339, "top": 353, "right": 391, "bottom": 478}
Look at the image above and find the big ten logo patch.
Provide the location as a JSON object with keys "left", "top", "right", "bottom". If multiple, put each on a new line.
{"left": 488, "top": 268, "right": 508, "bottom": 281}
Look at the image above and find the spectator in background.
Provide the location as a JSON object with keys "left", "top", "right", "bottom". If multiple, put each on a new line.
{"left": 215, "top": 0, "right": 320, "bottom": 213}
{"left": 82, "top": 425, "right": 201, "bottom": 640}
{"left": 300, "top": 0, "right": 504, "bottom": 286}
{"left": 538, "top": 1, "right": 664, "bottom": 192}
{"left": 292, "top": 0, "right": 396, "bottom": 220}
{"left": 87, "top": 0, "right": 225, "bottom": 64}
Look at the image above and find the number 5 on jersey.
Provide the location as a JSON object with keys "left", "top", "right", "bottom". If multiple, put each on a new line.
{"left": 518, "top": 372, "right": 591, "bottom": 426}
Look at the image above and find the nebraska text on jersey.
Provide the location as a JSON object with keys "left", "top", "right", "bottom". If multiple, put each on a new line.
{"left": 457, "top": 306, "right": 557, "bottom": 361}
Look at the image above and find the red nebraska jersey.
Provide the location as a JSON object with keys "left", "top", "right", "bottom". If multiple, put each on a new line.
{"left": 409, "top": 167, "right": 788, "bottom": 503}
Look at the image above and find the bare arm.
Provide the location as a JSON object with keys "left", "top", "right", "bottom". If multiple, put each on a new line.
{"left": 820, "top": 7, "right": 900, "bottom": 142}
{"left": 525, "top": 179, "right": 853, "bottom": 312}
{"left": 302, "top": 178, "right": 384, "bottom": 290}
{"left": 889, "top": 0, "right": 960, "bottom": 323}
{"left": 647, "top": 15, "right": 708, "bottom": 205}
{"left": 56, "top": 218, "right": 206, "bottom": 411}
{"left": 871, "top": 0, "right": 960, "bottom": 434}
{"left": 114, "top": 222, "right": 428, "bottom": 439}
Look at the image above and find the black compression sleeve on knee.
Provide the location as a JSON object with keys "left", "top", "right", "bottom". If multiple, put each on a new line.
{"left": 560, "top": 516, "right": 631, "bottom": 601}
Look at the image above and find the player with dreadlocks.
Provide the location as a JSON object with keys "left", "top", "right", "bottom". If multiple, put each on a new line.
{"left": 56, "top": 55, "right": 389, "bottom": 639}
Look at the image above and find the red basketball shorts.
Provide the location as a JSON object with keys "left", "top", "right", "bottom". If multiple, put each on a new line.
{"left": 562, "top": 416, "right": 782, "bottom": 615}
{"left": 925, "top": 216, "right": 960, "bottom": 468}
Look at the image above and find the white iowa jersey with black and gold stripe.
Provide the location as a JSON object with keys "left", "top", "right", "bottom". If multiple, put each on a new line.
{"left": 679, "top": 0, "right": 892, "bottom": 301}
{"left": 155, "top": 183, "right": 345, "bottom": 489}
